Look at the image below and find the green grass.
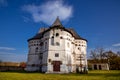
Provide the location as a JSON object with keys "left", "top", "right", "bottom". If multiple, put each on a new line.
{"left": 0, "top": 70, "right": 120, "bottom": 80}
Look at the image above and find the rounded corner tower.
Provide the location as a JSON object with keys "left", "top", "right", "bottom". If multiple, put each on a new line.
{"left": 26, "top": 17, "right": 88, "bottom": 73}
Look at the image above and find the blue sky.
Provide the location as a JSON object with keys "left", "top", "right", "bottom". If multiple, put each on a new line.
{"left": 0, "top": 0, "right": 120, "bottom": 62}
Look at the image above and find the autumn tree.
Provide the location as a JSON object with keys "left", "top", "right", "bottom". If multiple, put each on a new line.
{"left": 105, "top": 51, "right": 120, "bottom": 70}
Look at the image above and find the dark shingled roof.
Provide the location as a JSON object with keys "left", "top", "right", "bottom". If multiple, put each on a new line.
{"left": 66, "top": 28, "right": 87, "bottom": 41}
{"left": 28, "top": 17, "right": 87, "bottom": 42}
{"left": 28, "top": 33, "right": 43, "bottom": 41}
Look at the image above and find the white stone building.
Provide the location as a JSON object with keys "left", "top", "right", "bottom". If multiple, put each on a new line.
{"left": 91, "top": 63, "right": 109, "bottom": 70}
{"left": 26, "top": 17, "right": 88, "bottom": 73}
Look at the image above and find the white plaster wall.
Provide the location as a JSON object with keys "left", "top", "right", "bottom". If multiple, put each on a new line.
{"left": 74, "top": 39, "right": 87, "bottom": 71}
{"left": 47, "top": 29, "right": 75, "bottom": 73}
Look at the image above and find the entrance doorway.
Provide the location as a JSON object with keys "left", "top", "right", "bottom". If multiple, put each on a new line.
{"left": 53, "top": 61, "right": 61, "bottom": 71}
{"left": 94, "top": 64, "right": 97, "bottom": 70}
{"left": 99, "top": 65, "right": 101, "bottom": 70}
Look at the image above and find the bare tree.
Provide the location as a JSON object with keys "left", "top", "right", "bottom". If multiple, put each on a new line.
{"left": 90, "top": 47, "right": 105, "bottom": 63}
{"left": 89, "top": 48, "right": 99, "bottom": 63}
{"left": 97, "top": 48, "right": 106, "bottom": 63}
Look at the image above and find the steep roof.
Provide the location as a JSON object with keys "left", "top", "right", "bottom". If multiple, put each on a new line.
{"left": 38, "top": 28, "right": 48, "bottom": 33}
{"left": 66, "top": 28, "right": 87, "bottom": 41}
{"left": 28, "top": 33, "right": 43, "bottom": 41}
{"left": 51, "top": 17, "right": 63, "bottom": 27}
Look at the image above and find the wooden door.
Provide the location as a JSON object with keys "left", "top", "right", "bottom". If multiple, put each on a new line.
{"left": 53, "top": 61, "right": 60, "bottom": 71}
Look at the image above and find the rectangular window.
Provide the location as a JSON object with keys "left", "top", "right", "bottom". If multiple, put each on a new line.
{"left": 51, "top": 36, "right": 54, "bottom": 45}
{"left": 45, "top": 42, "right": 47, "bottom": 49}
{"left": 55, "top": 53, "right": 59, "bottom": 57}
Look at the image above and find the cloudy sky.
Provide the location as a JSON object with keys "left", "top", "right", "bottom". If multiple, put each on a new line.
{"left": 0, "top": 0, "right": 120, "bottom": 62}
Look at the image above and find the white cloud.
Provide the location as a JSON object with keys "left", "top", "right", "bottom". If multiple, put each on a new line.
{"left": 0, "top": 0, "right": 7, "bottom": 7}
{"left": 0, "top": 47, "right": 16, "bottom": 50}
{"left": 22, "top": 0, "right": 73, "bottom": 25}
{"left": 112, "top": 43, "right": 120, "bottom": 47}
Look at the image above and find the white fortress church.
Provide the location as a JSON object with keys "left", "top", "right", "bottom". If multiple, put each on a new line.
{"left": 26, "top": 17, "right": 88, "bottom": 73}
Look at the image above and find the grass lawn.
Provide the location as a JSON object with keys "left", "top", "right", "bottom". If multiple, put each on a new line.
{"left": 0, "top": 70, "right": 120, "bottom": 80}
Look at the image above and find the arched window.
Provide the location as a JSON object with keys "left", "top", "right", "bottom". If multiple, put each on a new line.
{"left": 35, "top": 47, "right": 38, "bottom": 52}
{"left": 67, "top": 42, "right": 70, "bottom": 48}
{"left": 60, "top": 36, "right": 63, "bottom": 39}
{"left": 45, "top": 42, "right": 47, "bottom": 49}
{"left": 40, "top": 42, "right": 43, "bottom": 46}
{"left": 56, "top": 33, "right": 59, "bottom": 37}
{"left": 39, "top": 53, "right": 43, "bottom": 59}
{"left": 51, "top": 36, "right": 54, "bottom": 45}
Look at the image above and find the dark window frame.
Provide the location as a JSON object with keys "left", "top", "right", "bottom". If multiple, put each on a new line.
{"left": 55, "top": 53, "right": 59, "bottom": 57}
{"left": 56, "top": 33, "right": 59, "bottom": 37}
